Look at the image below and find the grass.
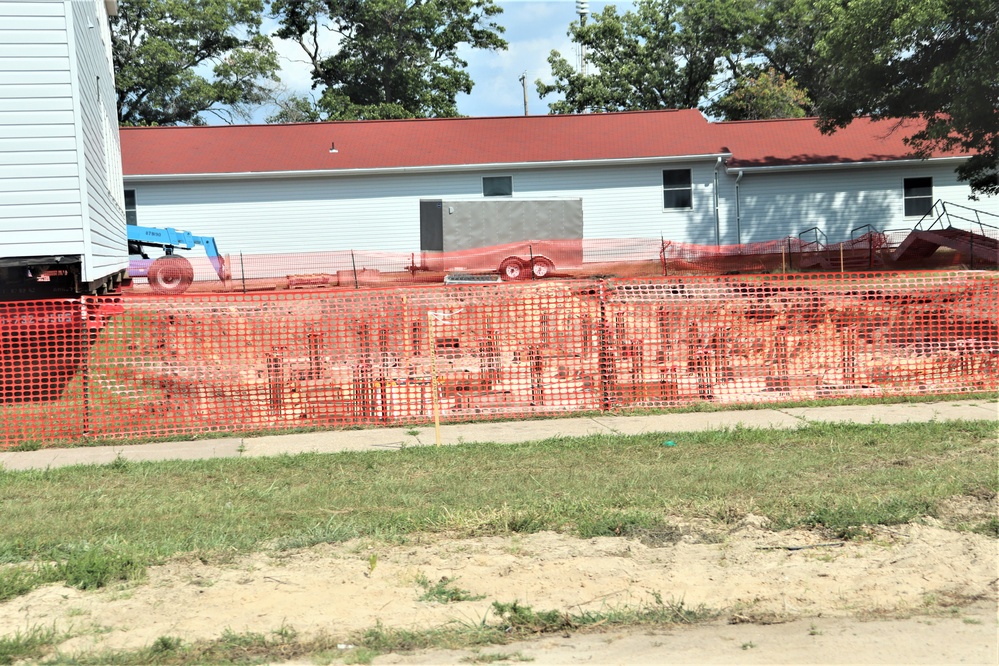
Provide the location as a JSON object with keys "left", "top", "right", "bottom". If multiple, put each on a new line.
{"left": 0, "top": 419, "right": 994, "bottom": 663}
{"left": 0, "top": 625, "right": 62, "bottom": 665}
{"left": 416, "top": 574, "right": 486, "bottom": 603}
{"left": 27, "top": 598, "right": 710, "bottom": 664}
{"left": 0, "top": 420, "right": 994, "bottom": 570}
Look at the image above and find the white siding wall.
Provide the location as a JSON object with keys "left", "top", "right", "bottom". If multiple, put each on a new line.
{"left": 0, "top": 0, "right": 125, "bottom": 283}
{"left": 126, "top": 158, "right": 721, "bottom": 257}
{"left": 0, "top": 1, "right": 84, "bottom": 260}
{"left": 126, "top": 156, "right": 995, "bottom": 257}
{"left": 70, "top": 0, "right": 127, "bottom": 282}
{"left": 730, "top": 161, "right": 999, "bottom": 244}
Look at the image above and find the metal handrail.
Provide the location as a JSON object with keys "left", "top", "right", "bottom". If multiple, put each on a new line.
{"left": 850, "top": 224, "right": 878, "bottom": 240}
{"left": 797, "top": 226, "right": 827, "bottom": 251}
{"left": 913, "top": 200, "right": 999, "bottom": 236}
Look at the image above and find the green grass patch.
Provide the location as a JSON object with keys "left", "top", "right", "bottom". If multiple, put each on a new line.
{"left": 0, "top": 625, "right": 61, "bottom": 665}
{"left": 416, "top": 574, "right": 485, "bottom": 604}
{"left": 0, "top": 420, "right": 995, "bottom": 605}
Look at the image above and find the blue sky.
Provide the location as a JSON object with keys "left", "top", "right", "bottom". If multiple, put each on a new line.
{"left": 262, "top": 1, "right": 629, "bottom": 121}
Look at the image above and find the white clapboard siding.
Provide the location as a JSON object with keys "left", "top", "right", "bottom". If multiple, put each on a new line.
{"left": 127, "top": 157, "right": 725, "bottom": 259}
{"left": 0, "top": 0, "right": 126, "bottom": 281}
{"left": 731, "top": 161, "right": 998, "bottom": 243}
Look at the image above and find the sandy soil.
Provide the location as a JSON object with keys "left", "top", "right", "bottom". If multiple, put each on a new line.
{"left": 2, "top": 506, "right": 997, "bottom": 664}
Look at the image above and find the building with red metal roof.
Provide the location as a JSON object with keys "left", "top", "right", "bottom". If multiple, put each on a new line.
{"left": 119, "top": 110, "right": 989, "bottom": 266}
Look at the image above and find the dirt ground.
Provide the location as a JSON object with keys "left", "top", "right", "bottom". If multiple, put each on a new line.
{"left": 2, "top": 503, "right": 997, "bottom": 664}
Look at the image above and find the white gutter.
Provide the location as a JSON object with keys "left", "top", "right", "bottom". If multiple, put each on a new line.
{"left": 124, "top": 153, "right": 734, "bottom": 183}
{"left": 725, "top": 155, "right": 969, "bottom": 175}
{"left": 734, "top": 169, "right": 744, "bottom": 246}
{"left": 713, "top": 156, "right": 722, "bottom": 246}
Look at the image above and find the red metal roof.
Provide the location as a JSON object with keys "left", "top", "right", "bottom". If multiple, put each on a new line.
{"left": 119, "top": 110, "right": 970, "bottom": 177}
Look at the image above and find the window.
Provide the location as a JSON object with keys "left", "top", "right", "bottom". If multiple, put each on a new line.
{"left": 903, "top": 177, "right": 933, "bottom": 217}
{"left": 663, "top": 169, "right": 692, "bottom": 209}
{"left": 483, "top": 176, "right": 512, "bottom": 197}
{"left": 124, "top": 189, "right": 137, "bottom": 225}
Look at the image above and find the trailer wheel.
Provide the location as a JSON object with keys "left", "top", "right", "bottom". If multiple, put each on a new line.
{"left": 531, "top": 257, "right": 555, "bottom": 279}
{"left": 499, "top": 257, "right": 527, "bottom": 281}
{"left": 148, "top": 256, "right": 194, "bottom": 295}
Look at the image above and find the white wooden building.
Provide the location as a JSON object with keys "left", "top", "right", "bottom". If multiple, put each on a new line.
{"left": 0, "top": 0, "right": 127, "bottom": 293}
{"left": 119, "top": 110, "right": 996, "bottom": 262}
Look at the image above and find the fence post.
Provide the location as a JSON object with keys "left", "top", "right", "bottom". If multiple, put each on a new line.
{"left": 80, "top": 298, "right": 91, "bottom": 437}
{"left": 351, "top": 250, "right": 359, "bottom": 289}
{"left": 597, "top": 282, "right": 612, "bottom": 411}
{"left": 239, "top": 252, "right": 246, "bottom": 293}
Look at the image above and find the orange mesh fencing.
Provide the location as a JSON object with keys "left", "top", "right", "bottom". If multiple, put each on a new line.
{"left": 128, "top": 231, "right": 998, "bottom": 295}
{"left": 2, "top": 272, "right": 997, "bottom": 448}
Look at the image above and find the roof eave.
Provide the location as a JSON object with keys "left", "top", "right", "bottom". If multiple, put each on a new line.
{"left": 123, "top": 153, "right": 733, "bottom": 182}
{"left": 726, "top": 155, "right": 969, "bottom": 175}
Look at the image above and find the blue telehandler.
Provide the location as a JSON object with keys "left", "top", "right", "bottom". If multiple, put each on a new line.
{"left": 127, "top": 225, "right": 229, "bottom": 295}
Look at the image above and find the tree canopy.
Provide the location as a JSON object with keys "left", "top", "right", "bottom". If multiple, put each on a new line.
{"left": 270, "top": 0, "right": 507, "bottom": 120}
{"left": 536, "top": 0, "right": 753, "bottom": 114}
{"left": 111, "top": 0, "right": 279, "bottom": 126}
{"left": 539, "top": 0, "right": 997, "bottom": 196}
{"left": 814, "top": 0, "right": 999, "bottom": 196}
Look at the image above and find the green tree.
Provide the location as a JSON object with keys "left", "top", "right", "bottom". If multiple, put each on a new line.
{"left": 815, "top": 0, "right": 998, "bottom": 196}
{"left": 740, "top": 0, "right": 839, "bottom": 116}
{"left": 271, "top": 0, "right": 507, "bottom": 120}
{"left": 537, "top": 0, "right": 755, "bottom": 114}
{"left": 111, "top": 0, "right": 279, "bottom": 125}
{"left": 708, "top": 68, "right": 810, "bottom": 120}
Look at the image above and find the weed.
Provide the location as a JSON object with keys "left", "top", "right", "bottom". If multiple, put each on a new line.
{"left": 416, "top": 574, "right": 486, "bottom": 603}
{"left": 963, "top": 617, "right": 983, "bottom": 625}
{"left": 150, "top": 635, "right": 183, "bottom": 653}
{"left": 406, "top": 429, "right": 421, "bottom": 437}
{"left": 58, "top": 547, "right": 146, "bottom": 590}
{"left": 808, "top": 623, "right": 823, "bottom": 636}
{"left": 366, "top": 553, "right": 378, "bottom": 577}
{"left": 0, "top": 625, "right": 60, "bottom": 664}
{"left": 741, "top": 641, "right": 757, "bottom": 650}
{"left": 971, "top": 517, "right": 999, "bottom": 538}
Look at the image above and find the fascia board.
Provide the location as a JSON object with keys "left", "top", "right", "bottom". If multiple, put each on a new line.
{"left": 123, "top": 153, "right": 733, "bottom": 183}
{"left": 726, "top": 156, "right": 969, "bottom": 176}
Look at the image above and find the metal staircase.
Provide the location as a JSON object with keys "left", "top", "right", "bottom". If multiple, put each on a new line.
{"left": 891, "top": 201, "right": 999, "bottom": 268}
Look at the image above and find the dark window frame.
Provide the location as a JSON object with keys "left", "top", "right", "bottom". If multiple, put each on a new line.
{"left": 662, "top": 169, "right": 693, "bottom": 210}
{"left": 482, "top": 175, "right": 513, "bottom": 197}
{"left": 903, "top": 177, "right": 933, "bottom": 217}
{"left": 124, "top": 189, "right": 138, "bottom": 225}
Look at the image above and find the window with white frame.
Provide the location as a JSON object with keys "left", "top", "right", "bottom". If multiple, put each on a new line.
{"left": 482, "top": 176, "right": 513, "bottom": 197}
{"left": 662, "top": 169, "right": 692, "bottom": 209}
{"left": 903, "top": 177, "right": 933, "bottom": 217}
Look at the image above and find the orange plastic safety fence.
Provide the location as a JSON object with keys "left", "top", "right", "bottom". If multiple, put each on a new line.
{"left": 129, "top": 231, "right": 998, "bottom": 294}
{"left": 2, "top": 272, "right": 996, "bottom": 448}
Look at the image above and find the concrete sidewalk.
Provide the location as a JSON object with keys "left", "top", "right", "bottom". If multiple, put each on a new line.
{"left": 1, "top": 399, "right": 995, "bottom": 472}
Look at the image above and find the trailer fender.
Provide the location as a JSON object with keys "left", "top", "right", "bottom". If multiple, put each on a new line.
{"left": 499, "top": 257, "right": 528, "bottom": 281}
{"left": 530, "top": 256, "right": 556, "bottom": 279}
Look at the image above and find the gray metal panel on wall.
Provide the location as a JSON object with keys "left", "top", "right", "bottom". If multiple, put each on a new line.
{"left": 440, "top": 199, "right": 583, "bottom": 251}
{"left": 419, "top": 199, "right": 443, "bottom": 251}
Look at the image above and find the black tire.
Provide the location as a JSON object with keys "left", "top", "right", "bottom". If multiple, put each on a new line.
{"left": 148, "top": 256, "right": 194, "bottom": 295}
{"left": 499, "top": 257, "right": 527, "bottom": 281}
{"left": 531, "top": 257, "right": 555, "bottom": 279}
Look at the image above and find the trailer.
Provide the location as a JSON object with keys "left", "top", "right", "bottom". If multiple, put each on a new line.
{"left": 412, "top": 199, "right": 584, "bottom": 280}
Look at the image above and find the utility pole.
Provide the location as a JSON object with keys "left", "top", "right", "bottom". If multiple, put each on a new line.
{"left": 519, "top": 72, "right": 528, "bottom": 116}
{"left": 576, "top": 0, "right": 589, "bottom": 76}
